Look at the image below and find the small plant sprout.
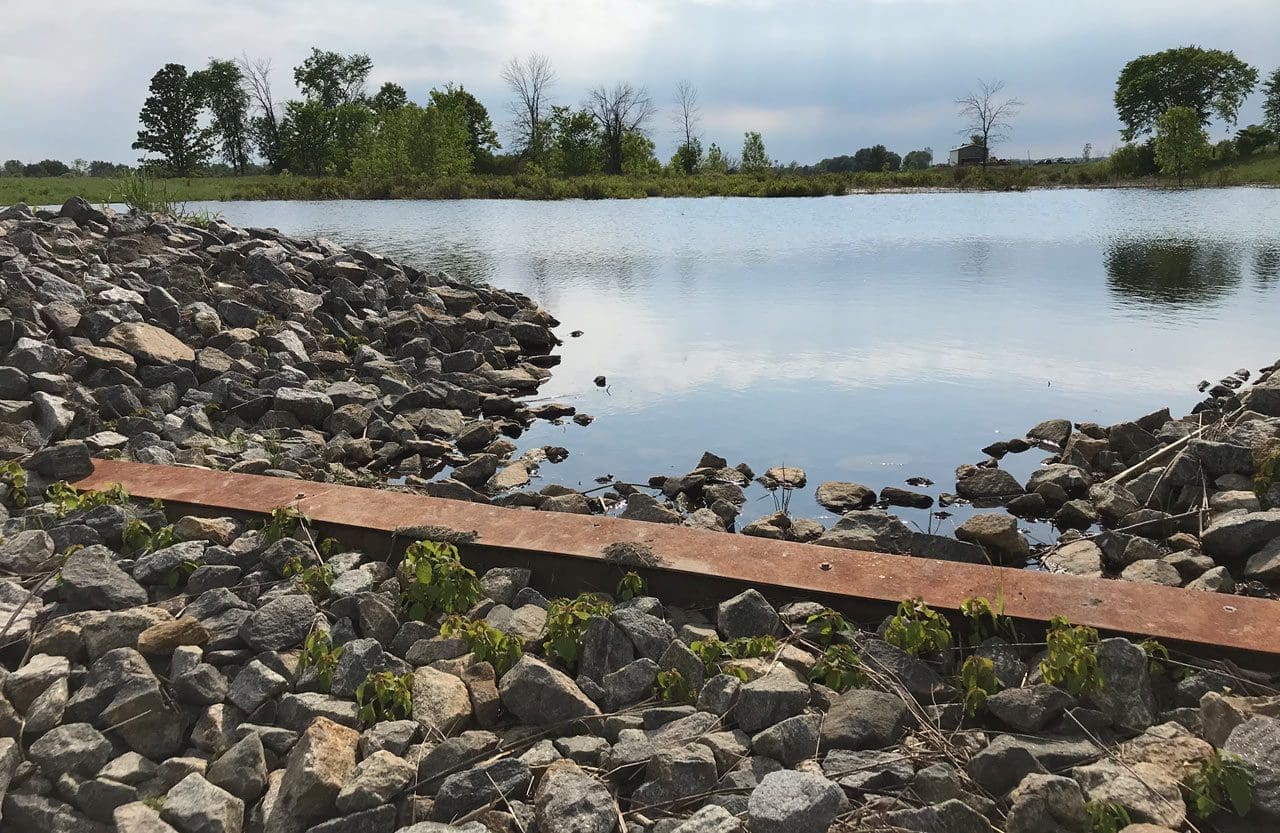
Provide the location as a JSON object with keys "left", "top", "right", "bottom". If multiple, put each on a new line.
{"left": 164, "top": 559, "right": 200, "bottom": 589}
{"left": 1040, "top": 616, "right": 1104, "bottom": 696}
{"left": 1085, "top": 800, "right": 1131, "bottom": 833}
{"left": 810, "top": 644, "right": 868, "bottom": 691}
{"left": 263, "top": 505, "right": 310, "bottom": 543}
{"left": 960, "top": 595, "right": 1015, "bottom": 645}
{"left": 806, "top": 607, "right": 850, "bottom": 647}
{"left": 654, "top": 669, "right": 694, "bottom": 703}
{"left": 397, "top": 540, "right": 482, "bottom": 621}
{"left": 884, "top": 598, "right": 952, "bottom": 656}
{"left": 46, "top": 481, "right": 130, "bottom": 517}
{"left": 690, "top": 635, "right": 779, "bottom": 677}
{"left": 297, "top": 630, "right": 344, "bottom": 692}
{"left": 0, "top": 461, "right": 28, "bottom": 507}
{"left": 542, "top": 593, "right": 614, "bottom": 671}
{"left": 616, "top": 571, "right": 646, "bottom": 602}
{"left": 355, "top": 671, "right": 414, "bottom": 726}
{"left": 959, "top": 655, "right": 1000, "bottom": 717}
{"left": 1188, "top": 750, "right": 1254, "bottom": 819}
{"left": 440, "top": 615, "right": 524, "bottom": 677}
{"left": 284, "top": 555, "right": 335, "bottom": 600}
{"left": 123, "top": 519, "right": 177, "bottom": 556}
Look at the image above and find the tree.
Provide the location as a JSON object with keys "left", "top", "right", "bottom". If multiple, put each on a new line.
{"left": 672, "top": 80, "right": 702, "bottom": 175}
{"left": 293, "top": 48, "right": 373, "bottom": 108}
{"left": 1082, "top": 142, "right": 1093, "bottom": 163}
{"left": 194, "top": 59, "right": 251, "bottom": 174}
{"left": 621, "top": 132, "right": 658, "bottom": 176}
{"left": 351, "top": 101, "right": 472, "bottom": 184}
{"left": 1108, "top": 143, "right": 1157, "bottom": 178}
{"left": 956, "top": 79, "right": 1021, "bottom": 164}
{"left": 739, "top": 132, "right": 769, "bottom": 173}
{"left": 1154, "top": 106, "right": 1210, "bottom": 185}
{"left": 902, "top": 148, "right": 933, "bottom": 170}
{"left": 1114, "top": 47, "right": 1258, "bottom": 141}
{"left": 851, "top": 144, "right": 900, "bottom": 172}
{"left": 1263, "top": 68, "right": 1280, "bottom": 135}
{"left": 89, "top": 160, "right": 129, "bottom": 177}
{"left": 372, "top": 82, "right": 408, "bottom": 112}
{"left": 1235, "top": 124, "right": 1275, "bottom": 157}
{"left": 1, "top": 160, "right": 21, "bottom": 176}
{"left": 587, "top": 82, "right": 655, "bottom": 174}
{"left": 547, "top": 106, "right": 602, "bottom": 176}
{"left": 502, "top": 53, "right": 556, "bottom": 161}
{"left": 133, "top": 63, "right": 214, "bottom": 174}
{"left": 239, "top": 55, "right": 285, "bottom": 173}
{"left": 429, "top": 83, "right": 499, "bottom": 165}
{"left": 702, "top": 142, "right": 728, "bottom": 174}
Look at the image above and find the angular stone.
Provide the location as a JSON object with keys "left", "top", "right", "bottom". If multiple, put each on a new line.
{"left": 29, "top": 722, "right": 113, "bottom": 776}
{"left": 160, "top": 773, "right": 244, "bottom": 833}
{"left": 814, "top": 482, "right": 875, "bottom": 512}
{"left": 431, "top": 757, "right": 531, "bottom": 822}
{"left": 736, "top": 668, "right": 810, "bottom": 733}
{"left": 205, "top": 732, "right": 268, "bottom": 803}
{"left": 410, "top": 666, "right": 472, "bottom": 735}
{"left": 265, "top": 717, "right": 360, "bottom": 833}
{"left": 498, "top": 656, "right": 601, "bottom": 726}
{"left": 1224, "top": 715, "right": 1280, "bottom": 822}
{"left": 334, "top": 750, "right": 414, "bottom": 813}
{"left": 716, "top": 589, "right": 779, "bottom": 640}
{"left": 820, "top": 688, "right": 910, "bottom": 751}
{"left": 533, "top": 759, "right": 617, "bottom": 833}
{"left": 1072, "top": 760, "right": 1184, "bottom": 828}
{"left": 747, "top": 770, "right": 843, "bottom": 833}
{"left": 104, "top": 322, "right": 195, "bottom": 365}
{"left": 238, "top": 594, "right": 316, "bottom": 652}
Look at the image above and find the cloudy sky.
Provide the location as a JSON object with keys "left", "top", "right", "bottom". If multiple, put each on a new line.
{"left": 4, "top": 0, "right": 1278, "bottom": 166}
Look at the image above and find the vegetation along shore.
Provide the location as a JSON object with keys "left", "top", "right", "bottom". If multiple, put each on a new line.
{"left": 5, "top": 43, "right": 1280, "bottom": 204}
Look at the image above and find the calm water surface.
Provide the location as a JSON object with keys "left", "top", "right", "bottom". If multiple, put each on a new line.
{"left": 198, "top": 189, "right": 1280, "bottom": 542}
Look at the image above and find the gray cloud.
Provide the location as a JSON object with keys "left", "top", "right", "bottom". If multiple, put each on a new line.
{"left": 3, "top": 0, "right": 1278, "bottom": 165}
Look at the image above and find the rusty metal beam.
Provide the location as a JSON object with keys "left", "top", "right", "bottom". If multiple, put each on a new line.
{"left": 76, "top": 459, "right": 1280, "bottom": 659}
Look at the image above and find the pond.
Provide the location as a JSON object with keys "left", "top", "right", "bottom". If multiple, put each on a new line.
{"left": 197, "top": 188, "right": 1280, "bottom": 547}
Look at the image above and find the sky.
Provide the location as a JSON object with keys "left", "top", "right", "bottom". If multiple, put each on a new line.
{"left": 3, "top": 0, "right": 1279, "bottom": 167}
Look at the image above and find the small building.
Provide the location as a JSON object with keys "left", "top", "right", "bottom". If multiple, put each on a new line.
{"left": 949, "top": 143, "right": 989, "bottom": 166}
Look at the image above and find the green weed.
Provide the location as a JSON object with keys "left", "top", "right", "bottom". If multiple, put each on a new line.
{"left": 542, "top": 593, "right": 614, "bottom": 671}
{"left": 1040, "top": 616, "right": 1104, "bottom": 696}
{"left": 806, "top": 607, "right": 851, "bottom": 648}
{"left": 654, "top": 669, "right": 694, "bottom": 703}
{"left": 809, "top": 644, "right": 868, "bottom": 691}
{"left": 884, "top": 598, "right": 952, "bottom": 656}
{"left": 297, "top": 630, "right": 344, "bottom": 692}
{"left": 616, "top": 571, "right": 646, "bottom": 602}
{"left": 959, "top": 655, "right": 1001, "bottom": 717}
{"left": 355, "top": 671, "right": 413, "bottom": 725}
{"left": 1085, "top": 800, "right": 1131, "bottom": 833}
{"left": 440, "top": 615, "right": 524, "bottom": 676}
{"left": 1188, "top": 750, "right": 1254, "bottom": 819}
{"left": 397, "top": 540, "right": 481, "bottom": 620}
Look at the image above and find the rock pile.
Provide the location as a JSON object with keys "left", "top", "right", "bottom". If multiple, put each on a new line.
{"left": 0, "top": 198, "right": 572, "bottom": 503}
{"left": 0, "top": 483, "right": 1278, "bottom": 833}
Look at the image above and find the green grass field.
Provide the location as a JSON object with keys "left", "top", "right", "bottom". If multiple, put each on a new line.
{"left": 1, "top": 151, "right": 1276, "bottom": 207}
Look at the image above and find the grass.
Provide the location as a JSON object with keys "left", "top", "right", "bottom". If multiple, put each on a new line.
{"left": 3, "top": 150, "right": 1278, "bottom": 207}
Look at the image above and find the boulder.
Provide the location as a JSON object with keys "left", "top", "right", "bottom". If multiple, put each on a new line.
{"left": 498, "top": 656, "right": 601, "bottom": 726}
{"left": 264, "top": 717, "right": 360, "bottom": 833}
{"left": 103, "top": 322, "right": 195, "bottom": 365}
{"left": 814, "top": 482, "right": 875, "bottom": 512}
{"left": 747, "top": 770, "right": 843, "bottom": 833}
{"left": 160, "top": 773, "right": 244, "bottom": 833}
{"left": 533, "top": 759, "right": 618, "bottom": 833}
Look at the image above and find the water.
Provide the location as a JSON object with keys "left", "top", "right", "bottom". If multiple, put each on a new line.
{"left": 195, "top": 189, "right": 1280, "bottom": 545}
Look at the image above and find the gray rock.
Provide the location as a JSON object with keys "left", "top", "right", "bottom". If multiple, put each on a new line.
{"left": 4, "top": 652, "right": 69, "bottom": 712}
{"left": 602, "top": 658, "right": 660, "bottom": 711}
{"left": 410, "top": 666, "right": 472, "bottom": 735}
{"left": 29, "top": 722, "right": 113, "bottom": 776}
{"left": 1072, "top": 759, "right": 1185, "bottom": 828}
{"left": 60, "top": 546, "right": 149, "bottom": 610}
{"left": 238, "top": 594, "right": 316, "bottom": 652}
{"left": 533, "top": 760, "right": 618, "bottom": 833}
{"left": 746, "top": 770, "right": 843, "bottom": 833}
{"left": 273, "top": 388, "right": 335, "bottom": 426}
{"left": 822, "top": 748, "right": 914, "bottom": 794}
{"left": 814, "top": 482, "right": 876, "bottom": 512}
{"left": 133, "top": 541, "right": 206, "bottom": 584}
{"left": 227, "top": 660, "right": 288, "bottom": 714}
{"left": 334, "top": 750, "right": 414, "bottom": 813}
{"left": 266, "top": 717, "right": 360, "bottom": 833}
{"left": 303, "top": 805, "right": 396, "bottom": 833}
{"left": 911, "top": 532, "right": 987, "bottom": 563}
{"left": 1224, "top": 715, "right": 1280, "bottom": 822}
{"left": 986, "top": 684, "right": 1073, "bottom": 732}
{"left": 955, "top": 468, "right": 1025, "bottom": 501}
{"left": 331, "top": 639, "right": 404, "bottom": 699}
{"left": 634, "top": 743, "right": 719, "bottom": 806}
{"left": 717, "top": 589, "right": 779, "bottom": 640}
{"left": 873, "top": 798, "right": 994, "bottom": 833}
{"left": 813, "top": 510, "right": 913, "bottom": 553}
{"left": 672, "top": 805, "right": 743, "bottom": 833}
{"left": 1120, "top": 558, "right": 1182, "bottom": 586}
{"left": 432, "top": 758, "right": 531, "bottom": 822}
{"left": 479, "top": 567, "right": 530, "bottom": 606}
{"left": 1005, "top": 773, "right": 1087, "bottom": 833}
{"left": 498, "top": 656, "right": 601, "bottom": 726}
{"left": 416, "top": 731, "right": 500, "bottom": 792}
{"left": 1028, "top": 418, "right": 1073, "bottom": 446}
{"left": 611, "top": 607, "right": 676, "bottom": 659}
{"left": 578, "top": 617, "right": 635, "bottom": 682}
{"left": 1201, "top": 509, "right": 1280, "bottom": 563}
{"left": 115, "top": 801, "right": 181, "bottom": 833}
{"left": 967, "top": 735, "right": 1097, "bottom": 795}
{"left": 205, "top": 732, "right": 267, "bottom": 803}
{"left": 1090, "top": 638, "right": 1156, "bottom": 731}
{"left": 0, "top": 529, "right": 57, "bottom": 574}
{"left": 697, "top": 674, "right": 742, "bottom": 716}
{"left": 1043, "top": 539, "right": 1103, "bottom": 577}
{"left": 619, "top": 493, "right": 684, "bottom": 524}
{"left": 955, "top": 513, "right": 1030, "bottom": 564}
{"left": 1187, "top": 565, "right": 1236, "bottom": 592}
{"left": 820, "top": 688, "right": 910, "bottom": 751}
{"left": 752, "top": 713, "right": 821, "bottom": 766}
{"left": 160, "top": 773, "right": 245, "bottom": 833}
{"left": 736, "top": 669, "right": 810, "bottom": 733}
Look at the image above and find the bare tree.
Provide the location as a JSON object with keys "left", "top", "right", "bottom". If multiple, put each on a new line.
{"left": 501, "top": 53, "right": 556, "bottom": 160}
{"left": 238, "top": 54, "right": 284, "bottom": 172}
{"left": 587, "top": 82, "right": 655, "bottom": 174}
{"left": 955, "top": 78, "right": 1022, "bottom": 166}
{"left": 670, "top": 80, "right": 702, "bottom": 174}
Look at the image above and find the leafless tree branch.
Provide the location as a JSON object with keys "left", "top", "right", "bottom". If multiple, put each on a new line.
{"left": 955, "top": 78, "right": 1022, "bottom": 160}
{"left": 501, "top": 53, "right": 557, "bottom": 159}
{"left": 587, "top": 81, "right": 655, "bottom": 174}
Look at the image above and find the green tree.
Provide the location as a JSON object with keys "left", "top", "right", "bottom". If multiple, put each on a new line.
{"left": 194, "top": 59, "right": 251, "bottom": 174}
{"left": 1154, "top": 106, "right": 1211, "bottom": 185}
{"left": 672, "top": 80, "right": 702, "bottom": 175}
{"left": 1115, "top": 47, "right": 1259, "bottom": 141}
{"left": 371, "top": 82, "right": 408, "bottom": 112}
{"left": 587, "top": 82, "right": 655, "bottom": 175}
{"left": 133, "top": 63, "right": 214, "bottom": 174}
{"left": 1108, "top": 142, "right": 1157, "bottom": 178}
{"left": 281, "top": 100, "right": 336, "bottom": 175}
{"left": 852, "top": 144, "right": 901, "bottom": 172}
{"left": 902, "top": 148, "right": 933, "bottom": 170}
{"left": 1263, "top": 68, "right": 1280, "bottom": 135}
{"left": 293, "top": 48, "right": 373, "bottom": 107}
{"left": 350, "top": 101, "right": 472, "bottom": 183}
{"left": 1, "top": 160, "right": 21, "bottom": 176}
{"left": 429, "top": 83, "right": 499, "bottom": 165}
{"left": 1235, "top": 124, "right": 1275, "bottom": 157}
{"left": 702, "top": 142, "right": 728, "bottom": 174}
{"left": 547, "top": 106, "right": 602, "bottom": 176}
{"left": 740, "top": 131, "right": 770, "bottom": 173}
{"left": 620, "top": 131, "right": 659, "bottom": 176}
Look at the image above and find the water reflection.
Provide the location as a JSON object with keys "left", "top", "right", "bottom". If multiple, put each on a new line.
{"left": 1254, "top": 246, "right": 1280, "bottom": 289}
{"left": 1104, "top": 239, "right": 1241, "bottom": 306}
